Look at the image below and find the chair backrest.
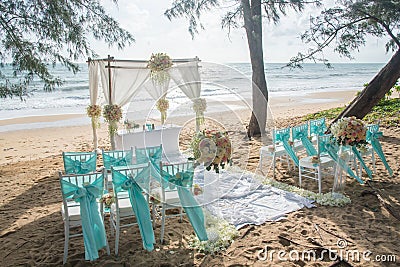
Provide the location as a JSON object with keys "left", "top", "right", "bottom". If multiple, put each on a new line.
{"left": 273, "top": 127, "right": 291, "bottom": 144}
{"left": 317, "top": 134, "right": 333, "bottom": 155}
{"left": 59, "top": 170, "right": 106, "bottom": 218}
{"left": 291, "top": 123, "right": 308, "bottom": 141}
{"left": 367, "top": 123, "right": 379, "bottom": 133}
{"left": 135, "top": 145, "right": 163, "bottom": 165}
{"left": 309, "top": 117, "right": 327, "bottom": 136}
{"left": 159, "top": 160, "right": 194, "bottom": 192}
{"left": 102, "top": 149, "right": 133, "bottom": 171}
{"left": 62, "top": 151, "right": 97, "bottom": 174}
{"left": 111, "top": 163, "right": 151, "bottom": 209}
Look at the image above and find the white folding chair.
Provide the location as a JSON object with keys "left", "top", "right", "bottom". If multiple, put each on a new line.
{"left": 259, "top": 127, "right": 296, "bottom": 178}
{"left": 59, "top": 169, "right": 110, "bottom": 264}
{"left": 110, "top": 163, "right": 153, "bottom": 255}
{"left": 299, "top": 134, "right": 336, "bottom": 194}
{"left": 62, "top": 151, "right": 97, "bottom": 174}
{"left": 153, "top": 160, "right": 194, "bottom": 244}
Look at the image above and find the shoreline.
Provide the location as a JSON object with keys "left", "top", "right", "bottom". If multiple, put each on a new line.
{"left": 0, "top": 89, "right": 357, "bottom": 130}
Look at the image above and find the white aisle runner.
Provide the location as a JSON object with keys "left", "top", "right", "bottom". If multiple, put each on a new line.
{"left": 194, "top": 167, "right": 315, "bottom": 229}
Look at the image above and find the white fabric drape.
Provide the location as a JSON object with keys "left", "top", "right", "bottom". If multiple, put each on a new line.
{"left": 89, "top": 61, "right": 99, "bottom": 105}
{"left": 99, "top": 61, "right": 150, "bottom": 106}
{"left": 88, "top": 61, "right": 99, "bottom": 150}
{"left": 170, "top": 60, "right": 202, "bottom": 130}
{"left": 142, "top": 74, "right": 170, "bottom": 100}
{"left": 170, "top": 61, "right": 201, "bottom": 100}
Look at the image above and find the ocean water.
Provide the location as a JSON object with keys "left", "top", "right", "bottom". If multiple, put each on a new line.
{"left": 0, "top": 62, "right": 385, "bottom": 131}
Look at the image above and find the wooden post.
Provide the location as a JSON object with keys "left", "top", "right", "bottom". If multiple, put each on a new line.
{"left": 107, "top": 55, "right": 116, "bottom": 150}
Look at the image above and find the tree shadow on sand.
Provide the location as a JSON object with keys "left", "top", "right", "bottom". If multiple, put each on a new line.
{"left": 0, "top": 156, "right": 197, "bottom": 266}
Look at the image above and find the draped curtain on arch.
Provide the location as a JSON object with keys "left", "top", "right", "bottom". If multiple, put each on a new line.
{"left": 170, "top": 60, "right": 203, "bottom": 131}
{"left": 88, "top": 61, "right": 100, "bottom": 150}
{"left": 97, "top": 60, "right": 150, "bottom": 149}
{"left": 88, "top": 57, "right": 202, "bottom": 150}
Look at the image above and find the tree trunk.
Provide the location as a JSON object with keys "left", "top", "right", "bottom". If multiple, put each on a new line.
{"left": 333, "top": 49, "right": 400, "bottom": 123}
{"left": 242, "top": 0, "right": 268, "bottom": 138}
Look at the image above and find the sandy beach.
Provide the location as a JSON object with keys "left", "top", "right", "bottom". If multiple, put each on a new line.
{"left": 1, "top": 89, "right": 399, "bottom": 266}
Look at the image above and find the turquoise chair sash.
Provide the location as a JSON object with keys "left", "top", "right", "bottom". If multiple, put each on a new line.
{"left": 60, "top": 176, "right": 107, "bottom": 261}
{"left": 323, "top": 142, "right": 364, "bottom": 184}
{"left": 112, "top": 166, "right": 155, "bottom": 251}
{"left": 292, "top": 126, "right": 317, "bottom": 156}
{"left": 352, "top": 146, "right": 373, "bottom": 179}
{"left": 275, "top": 129, "right": 299, "bottom": 166}
{"left": 366, "top": 125, "right": 393, "bottom": 176}
{"left": 103, "top": 150, "right": 132, "bottom": 170}
{"left": 63, "top": 152, "right": 97, "bottom": 174}
{"left": 152, "top": 164, "right": 208, "bottom": 241}
{"left": 310, "top": 118, "right": 327, "bottom": 136}
{"left": 135, "top": 146, "right": 163, "bottom": 165}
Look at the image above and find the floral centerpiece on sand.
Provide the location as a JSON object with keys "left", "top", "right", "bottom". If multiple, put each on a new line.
{"left": 190, "top": 130, "right": 232, "bottom": 173}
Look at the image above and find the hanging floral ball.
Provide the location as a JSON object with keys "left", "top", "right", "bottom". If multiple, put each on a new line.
{"left": 86, "top": 104, "right": 101, "bottom": 118}
{"left": 103, "top": 104, "right": 122, "bottom": 123}
{"left": 193, "top": 98, "right": 207, "bottom": 113}
{"left": 147, "top": 53, "right": 173, "bottom": 72}
{"left": 156, "top": 98, "right": 169, "bottom": 112}
{"left": 330, "top": 116, "right": 367, "bottom": 147}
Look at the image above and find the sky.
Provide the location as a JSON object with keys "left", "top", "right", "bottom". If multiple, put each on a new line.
{"left": 93, "top": 0, "right": 393, "bottom": 64}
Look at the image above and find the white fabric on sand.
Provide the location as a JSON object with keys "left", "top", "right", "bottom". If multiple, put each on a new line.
{"left": 194, "top": 167, "right": 315, "bottom": 229}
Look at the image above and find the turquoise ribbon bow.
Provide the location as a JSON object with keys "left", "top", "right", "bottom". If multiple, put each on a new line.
{"left": 63, "top": 155, "right": 97, "bottom": 174}
{"left": 292, "top": 129, "right": 317, "bottom": 156}
{"left": 136, "top": 147, "right": 163, "bottom": 165}
{"left": 366, "top": 130, "right": 393, "bottom": 176}
{"left": 103, "top": 151, "right": 132, "bottom": 170}
{"left": 275, "top": 130, "right": 299, "bottom": 166}
{"left": 311, "top": 123, "right": 327, "bottom": 136}
{"left": 61, "top": 177, "right": 107, "bottom": 261}
{"left": 112, "top": 167, "right": 155, "bottom": 251}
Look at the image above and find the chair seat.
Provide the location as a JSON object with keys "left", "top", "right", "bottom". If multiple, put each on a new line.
{"left": 111, "top": 198, "right": 135, "bottom": 217}
{"left": 260, "top": 145, "right": 287, "bottom": 157}
{"left": 152, "top": 188, "right": 181, "bottom": 205}
{"left": 299, "top": 156, "right": 334, "bottom": 168}
{"left": 62, "top": 203, "right": 102, "bottom": 222}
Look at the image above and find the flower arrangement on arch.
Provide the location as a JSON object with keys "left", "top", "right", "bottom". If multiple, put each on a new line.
{"left": 330, "top": 116, "right": 367, "bottom": 147}
{"left": 103, "top": 104, "right": 123, "bottom": 136}
{"left": 156, "top": 98, "right": 169, "bottom": 124}
{"left": 147, "top": 53, "right": 173, "bottom": 85}
{"left": 193, "top": 98, "right": 207, "bottom": 126}
{"left": 86, "top": 104, "right": 102, "bottom": 129}
{"left": 190, "top": 130, "right": 232, "bottom": 173}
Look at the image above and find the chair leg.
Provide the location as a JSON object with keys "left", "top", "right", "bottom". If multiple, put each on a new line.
{"left": 298, "top": 164, "right": 302, "bottom": 188}
{"left": 317, "top": 165, "right": 322, "bottom": 194}
{"left": 115, "top": 219, "right": 120, "bottom": 256}
{"left": 372, "top": 151, "right": 376, "bottom": 173}
{"left": 160, "top": 204, "right": 166, "bottom": 244}
{"left": 179, "top": 207, "right": 183, "bottom": 223}
{"left": 272, "top": 153, "right": 276, "bottom": 179}
{"left": 63, "top": 223, "right": 69, "bottom": 264}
